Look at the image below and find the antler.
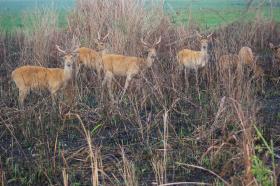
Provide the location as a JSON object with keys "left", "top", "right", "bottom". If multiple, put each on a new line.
{"left": 195, "top": 30, "right": 203, "bottom": 38}
{"left": 141, "top": 37, "right": 149, "bottom": 47}
{"left": 56, "top": 45, "right": 66, "bottom": 54}
{"left": 97, "top": 31, "right": 110, "bottom": 41}
{"left": 154, "top": 36, "right": 162, "bottom": 46}
{"left": 102, "top": 32, "right": 110, "bottom": 40}
{"left": 207, "top": 32, "right": 213, "bottom": 38}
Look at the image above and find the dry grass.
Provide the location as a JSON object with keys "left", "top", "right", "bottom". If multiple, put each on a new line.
{"left": 1, "top": 0, "right": 280, "bottom": 185}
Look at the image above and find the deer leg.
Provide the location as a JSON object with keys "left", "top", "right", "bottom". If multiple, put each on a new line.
{"left": 102, "top": 72, "right": 114, "bottom": 102}
{"left": 101, "top": 72, "right": 109, "bottom": 88}
{"left": 97, "top": 68, "right": 101, "bottom": 82}
{"left": 107, "top": 74, "right": 114, "bottom": 102}
{"left": 120, "top": 74, "right": 133, "bottom": 101}
{"left": 76, "top": 64, "right": 81, "bottom": 77}
{"left": 50, "top": 87, "right": 60, "bottom": 107}
{"left": 184, "top": 68, "right": 189, "bottom": 92}
{"left": 64, "top": 84, "right": 75, "bottom": 105}
{"left": 101, "top": 73, "right": 107, "bottom": 101}
{"left": 51, "top": 92, "right": 57, "bottom": 107}
{"left": 195, "top": 68, "right": 201, "bottom": 103}
{"left": 96, "top": 62, "right": 103, "bottom": 83}
{"left": 18, "top": 89, "right": 28, "bottom": 109}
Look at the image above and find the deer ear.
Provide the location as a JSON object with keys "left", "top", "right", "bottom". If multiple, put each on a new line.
{"left": 143, "top": 45, "right": 149, "bottom": 51}
{"left": 94, "top": 39, "right": 100, "bottom": 44}
{"left": 269, "top": 43, "right": 275, "bottom": 49}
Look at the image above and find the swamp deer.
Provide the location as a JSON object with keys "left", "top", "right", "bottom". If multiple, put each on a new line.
{"left": 219, "top": 46, "right": 265, "bottom": 92}
{"left": 219, "top": 46, "right": 264, "bottom": 78}
{"left": 177, "top": 31, "right": 213, "bottom": 92}
{"left": 12, "top": 45, "right": 78, "bottom": 108}
{"left": 75, "top": 32, "right": 109, "bottom": 79}
{"left": 177, "top": 31, "right": 213, "bottom": 71}
{"left": 239, "top": 46, "right": 264, "bottom": 78}
{"left": 238, "top": 46, "right": 254, "bottom": 65}
{"left": 101, "top": 36, "right": 161, "bottom": 101}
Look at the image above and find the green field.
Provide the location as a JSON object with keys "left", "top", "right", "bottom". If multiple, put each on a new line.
{"left": 164, "top": 0, "right": 280, "bottom": 27}
{"left": 0, "top": 0, "right": 279, "bottom": 31}
{"left": 0, "top": 0, "right": 74, "bottom": 31}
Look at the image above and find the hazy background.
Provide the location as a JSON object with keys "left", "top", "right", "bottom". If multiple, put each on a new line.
{"left": 1, "top": 0, "right": 279, "bottom": 32}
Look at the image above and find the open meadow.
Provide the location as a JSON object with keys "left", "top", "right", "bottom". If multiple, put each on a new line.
{"left": 1, "top": 0, "right": 280, "bottom": 185}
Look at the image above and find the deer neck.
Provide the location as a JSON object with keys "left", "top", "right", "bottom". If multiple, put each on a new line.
{"left": 145, "top": 54, "right": 155, "bottom": 68}
{"left": 201, "top": 47, "right": 208, "bottom": 54}
{"left": 101, "top": 48, "right": 108, "bottom": 54}
{"left": 200, "top": 48, "right": 208, "bottom": 61}
{"left": 63, "top": 65, "right": 73, "bottom": 83}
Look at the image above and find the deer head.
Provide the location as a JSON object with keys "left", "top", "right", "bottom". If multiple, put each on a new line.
{"left": 94, "top": 31, "right": 110, "bottom": 52}
{"left": 195, "top": 31, "right": 213, "bottom": 52}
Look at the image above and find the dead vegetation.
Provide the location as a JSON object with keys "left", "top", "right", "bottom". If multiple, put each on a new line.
{"left": 1, "top": 0, "right": 280, "bottom": 185}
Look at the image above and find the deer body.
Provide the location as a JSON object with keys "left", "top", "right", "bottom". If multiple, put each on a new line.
{"left": 102, "top": 51, "right": 155, "bottom": 76}
{"left": 238, "top": 46, "right": 254, "bottom": 65}
{"left": 12, "top": 65, "right": 73, "bottom": 107}
{"left": 219, "top": 47, "right": 256, "bottom": 70}
{"left": 101, "top": 37, "right": 161, "bottom": 101}
{"left": 219, "top": 46, "right": 264, "bottom": 78}
{"left": 177, "top": 49, "right": 208, "bottom": 69}
{"left": 76, "top": 47, "right": 103, "bottom": 77}
{"left": 219, "top": 46, "right": 265, "bottom": 93}
{"left": 12, "top": 45, "right": 77, "bottom": 107}
{"left": 219, "top": 54, "right": 240, "bottom": 70}
{"left": 177, "top": 32, "right": 212, "bottom": 71}
{"left": 75, "top": 32, "right": 109, "bottom": 78}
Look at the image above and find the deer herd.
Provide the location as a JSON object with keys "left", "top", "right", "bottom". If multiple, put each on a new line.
{"left": 11, "top": 30, "right": 280, "bottom": 108}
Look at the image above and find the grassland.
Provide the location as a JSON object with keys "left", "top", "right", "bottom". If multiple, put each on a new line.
{"left": 165, "top": 0, "right": 280, "bottom": 27}
{"left": 0, "top": 0, "right": 74, "bottom": 32}
{"left": 1, "top": 0, "right": 280, "bottom": 32}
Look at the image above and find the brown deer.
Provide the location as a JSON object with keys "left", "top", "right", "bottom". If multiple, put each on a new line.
{"left": 12, "top": 44, "right": 78, "bottom": 108}
{"left": 101, "top": 36, "right": 161, "bottom": 101}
